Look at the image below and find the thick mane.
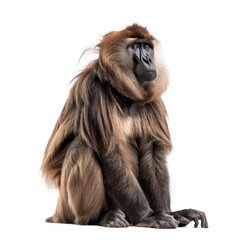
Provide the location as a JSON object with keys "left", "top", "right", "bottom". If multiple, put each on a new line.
{"left": 74, "top": 60, "right": 172, "bottom": 154}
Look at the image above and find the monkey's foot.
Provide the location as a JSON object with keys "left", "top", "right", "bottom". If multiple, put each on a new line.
{"left": 170, "top": 209, "right": 208, "bottom": 228}
{"left": 99, "top": 209, "right": 129, "bottom": 227}
{"left": 136, "top": 212, "right": 179, "bottom": 229}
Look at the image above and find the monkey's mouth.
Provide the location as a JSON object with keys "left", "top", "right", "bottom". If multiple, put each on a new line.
{"left": 137, "top": 70, "right": 157, "bottom": 83}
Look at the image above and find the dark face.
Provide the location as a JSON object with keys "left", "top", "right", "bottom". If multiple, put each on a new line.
{"left": 128, "top": 40, "right": 157, "bottom": 82}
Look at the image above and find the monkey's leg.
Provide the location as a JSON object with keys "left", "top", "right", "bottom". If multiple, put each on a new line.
{"left": 49, "top": 137, "right": 105, "bottom": 225}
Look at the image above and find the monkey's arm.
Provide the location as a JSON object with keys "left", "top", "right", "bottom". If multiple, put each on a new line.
{"left": 139, "top": 139, "right": 208, "bottom": 228}
{"left": 101, "top": 144, "right": 152, "bottom": 224}
{"left": 139, "top": 139, "right": 171, "bottom": 212}
{"left": 100, "top": 144, "right": 178, "bottom": 229}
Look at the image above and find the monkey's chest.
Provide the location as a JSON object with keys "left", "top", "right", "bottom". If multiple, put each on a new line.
{"left": 117, "top": 115, "right": 142, "bottom": 140}
{"left": 117, "top": 116, "right": 144, "bottom": 177}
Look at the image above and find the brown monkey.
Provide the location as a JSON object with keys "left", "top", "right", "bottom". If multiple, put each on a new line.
{"left": 41, "top": 24, "right": 208, "bottom": 228}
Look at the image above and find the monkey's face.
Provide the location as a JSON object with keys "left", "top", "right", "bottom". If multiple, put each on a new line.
{"left": 127, "top": 40, "right": 157, "bottom": 83}
{"left": 98, "top": 24, "right": 168, "bottom": 100}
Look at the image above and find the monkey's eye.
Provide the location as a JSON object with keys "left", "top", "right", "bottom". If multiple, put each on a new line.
{"left": 144, "top": 44, "right": 150, "bottom": 50}
{"left": 131, "top": 44, "right": 139, "bottom": 50}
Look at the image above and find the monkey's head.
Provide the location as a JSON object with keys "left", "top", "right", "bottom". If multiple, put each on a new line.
{"left": 97, "top": 24, "right": 168, "bottom": 102}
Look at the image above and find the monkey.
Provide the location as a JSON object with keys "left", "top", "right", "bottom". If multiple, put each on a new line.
{"left": 41, "top": 24, "right": 208, "bottom": 229}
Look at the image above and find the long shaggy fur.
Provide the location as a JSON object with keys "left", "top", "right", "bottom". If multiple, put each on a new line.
{"left": 41, "top": 23, "right": 173, "bottom": 225}
{"left": 42, "top": 24, "right": 171, "bottom": 188}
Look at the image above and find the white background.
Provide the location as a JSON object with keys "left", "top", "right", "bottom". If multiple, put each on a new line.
{"left": 0, "top": 0, "right": 239, "bottom": 239}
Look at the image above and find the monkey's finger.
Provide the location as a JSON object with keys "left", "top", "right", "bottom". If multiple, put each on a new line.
{"left": 204, "top": 216, "right": 209, "bottom": 228}
{"left": 116, "top": 219, "right": 128, "bottom": 227}
{"left": 199, "top": 212, "right": 208, "bottom": 228}
{"left": 107, "top": 220, "right": 115, "bottom": 227}
{"left": 176, "top": 216, "right": 190, "bottom": 226}
{"left": 118, "top": 216, "right": 129, "bottom": 226}
{"left": 158, "top": 221, "right": 173, "bottom": 229}
{"left": 190, "top": 210, "right": 208, "bottom": 228}
{"left": 115, "top": 209, "right": 126, "bottom": 217}
{"left": 187, "top": 212, "right": 201, "bottom": 228}
{"left": 160, "top": 218, "right": 178, "bottom": 228}
{"left": 159, "top": 214, "right": 178, "bottom": 228}
{"left": 191, "top": 215, "right": 200, "bottom": 228}
{"left": 172, "top": 212, "right": 190, "bottom": 226}
{"left": 169, "top": 219, "right": 179, "bottom": 228}
{"left": 193, "top": 218, "right": 199, "bottom": 228}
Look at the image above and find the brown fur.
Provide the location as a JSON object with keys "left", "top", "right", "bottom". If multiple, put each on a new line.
{"left": 41, "top": 24, "right": 173, "bottom": 225}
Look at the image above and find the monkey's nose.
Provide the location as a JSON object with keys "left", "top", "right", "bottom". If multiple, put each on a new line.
{"left": 142, "top": 55, "right": 151, "bottom": 65}
{"left": 133, "top": 54, "right": 141, "bottom": 64}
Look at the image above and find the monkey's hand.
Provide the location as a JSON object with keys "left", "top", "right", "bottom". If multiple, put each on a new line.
{"left": 136, "top": 212, "right": 179, "bottom": 229}
{"left": 169, "top": 209, "right": 208, "bottom": 228}
{"left": 99, "top": 209, "right": 129, "bottom": 228}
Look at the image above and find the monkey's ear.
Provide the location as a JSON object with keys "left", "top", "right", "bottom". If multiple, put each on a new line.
{"left": 41, "top": 99, "right": 75, "bottom": 188}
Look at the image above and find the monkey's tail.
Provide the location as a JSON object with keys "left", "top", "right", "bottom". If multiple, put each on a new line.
{"left": 46, "top": 216, "right": 54, "bottom": 223}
